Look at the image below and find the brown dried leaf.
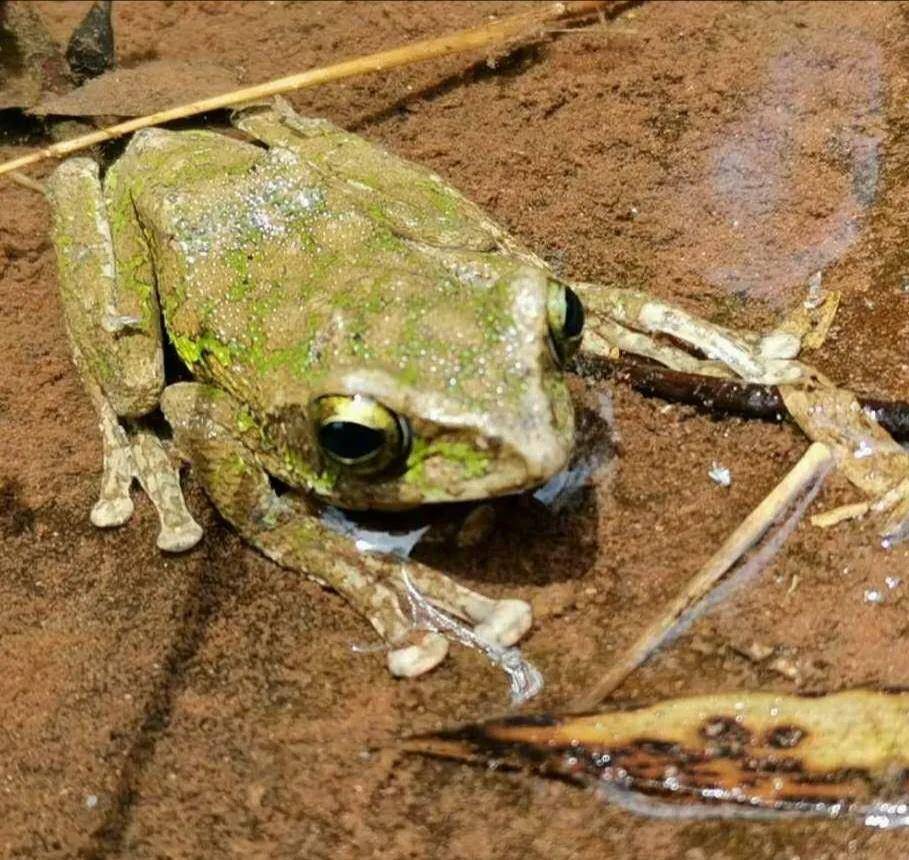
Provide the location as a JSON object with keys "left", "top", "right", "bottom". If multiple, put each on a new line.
{"left": 0, "top": 2, "right": 70, "bottom": 110}
{"left": 412, "top": 690, "right": 909, "bottom": 821}
{"left": 31, "top": 59, "right": 239, "bottom": 117}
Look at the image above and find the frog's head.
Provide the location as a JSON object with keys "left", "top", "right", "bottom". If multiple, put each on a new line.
{"left": 300, "top": 266, "right": 582, "bottom": 511}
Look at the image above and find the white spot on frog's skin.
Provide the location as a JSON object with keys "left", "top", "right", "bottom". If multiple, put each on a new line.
{"left": 267, "top": 146, "right": 301, "bottom": 167}
{"left": 101, "top": 311, "right": 142, "bottom": 334}
{"left": 170, "top": 149, "right": 326, "bottom": 266}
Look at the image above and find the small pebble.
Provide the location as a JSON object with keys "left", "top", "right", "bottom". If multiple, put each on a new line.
{"left": 804, "top": 270, "right": 824, "bottom": 309}
{"left": 85, "top": 794, "right": 98, "bottom": 810}
{"left": 708, "top": 462, "right": 731, "bottom": 487}
{"left": 886, "top": 576, "right": 902, "bottom": 590}
{"left": 864, "top": 589, "right": 884, "bottom": 604}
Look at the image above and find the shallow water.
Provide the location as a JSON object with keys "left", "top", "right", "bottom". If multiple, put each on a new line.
{"left": 4, "top": 1, "right": 909, "bottom": 857}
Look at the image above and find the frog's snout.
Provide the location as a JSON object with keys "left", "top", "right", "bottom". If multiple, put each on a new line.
{"left": 509, "top": 409, "right": 574, "bottom": 490}
{"left": 518, "top": 427, "right": 571, "bottom": 485}
{"left": 404, "top": 392, "right": 574, "bottom": 501}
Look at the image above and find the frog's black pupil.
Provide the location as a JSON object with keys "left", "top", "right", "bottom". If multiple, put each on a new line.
{"left": 320, "top": 421, "right": 385, "bottom": 461}
{"left": 563, "top": 287, "right": 584, "bottom": 338}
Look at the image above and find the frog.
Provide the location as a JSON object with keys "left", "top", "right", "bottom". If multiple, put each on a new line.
{"left": 45, "top": 97, "right": 585, "bottom": 678}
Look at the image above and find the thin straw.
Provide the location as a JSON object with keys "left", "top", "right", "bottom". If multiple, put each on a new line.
{"left": 0, "top": 1, "right": 604, "bottom": 180}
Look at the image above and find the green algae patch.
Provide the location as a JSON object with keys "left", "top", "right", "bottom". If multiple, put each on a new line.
{"left": 171, "top": 331, "right": 233, "bottom": 368}
{"left": 404, "top": 438, "right": 490, "bottom": 488}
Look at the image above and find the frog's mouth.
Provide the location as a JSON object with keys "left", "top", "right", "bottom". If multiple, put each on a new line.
{"left": 311, "top": 356, "right": 575, "bottom": 509}
{"left": 316, "top": 422, "right": 572, "bottom": 513}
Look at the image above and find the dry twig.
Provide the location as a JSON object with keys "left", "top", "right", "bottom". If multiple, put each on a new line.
{"left": 7, "top": 170, "right": 46, "bottom": 194}
{"left": 0, "top": 0, "right": 605, "bottom": 180}
{"left": 575, "top": 441, "right": 834, "bottom": 711}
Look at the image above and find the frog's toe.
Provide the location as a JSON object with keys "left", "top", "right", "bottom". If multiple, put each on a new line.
{"left": 387, "top": 632, "right": 449, "bottom": 677}
{"left": 91, "top": 497, "right": 135, "bottom": 528}
{"left": 131, "top": 429, "right": 203, "bottom": 553}
{"left": 156, "top": 519, "right": 203, "bottom": 553}
{"left": 474, "top": 599, "right": 533, "bottom": 647}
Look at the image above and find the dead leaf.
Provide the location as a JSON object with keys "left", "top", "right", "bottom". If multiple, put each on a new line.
{"left": 31, "top": 59, "right": 239, "bottom": 117}
{"left": 411, "top": 690, "right": 909, "bottom": 823}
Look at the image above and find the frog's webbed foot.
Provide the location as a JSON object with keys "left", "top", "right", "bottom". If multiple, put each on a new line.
{"left": 91, "top": 396, "right": 136, "bottom": 528}
{"left": 387, "top": 632, "right": 450, "bottom": 678}
{"left": 389, "top": 562, "right": 532, "bottom": 648}
{"left": 91, "top": 395, "right": 202, "bottom": 552}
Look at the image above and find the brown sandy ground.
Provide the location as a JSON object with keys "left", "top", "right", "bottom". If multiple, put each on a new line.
{"left": 2, "top": 1, "right": 909, "bottom": 857}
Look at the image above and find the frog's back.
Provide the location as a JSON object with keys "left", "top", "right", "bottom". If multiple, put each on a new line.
{"left": 106, "top": 125, "right": 555, "bottom": 436}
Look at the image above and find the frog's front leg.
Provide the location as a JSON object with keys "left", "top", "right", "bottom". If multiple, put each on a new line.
{"left": 576, "top": 283, "right": 815, "bottom": 385}
{"left": 160, "top": 383, "right": 531, "bottom": 677}
{"left": 47, "top": 158, "right": 201, "bottom": 551}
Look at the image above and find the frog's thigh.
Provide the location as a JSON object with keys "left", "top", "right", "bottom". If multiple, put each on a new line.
{"left": 160, "top": 383, "right": 449, "bottom": 678}
{"left": 48, "top": 158, "right": 200, "bottom": 551}
{"left": 47, "top": 158, "right": 164, "bottom": 417}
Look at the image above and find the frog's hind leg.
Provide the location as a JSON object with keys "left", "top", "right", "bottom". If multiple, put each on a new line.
{"left": 388, "top": 566, "right": 532, "bottom": 649}
{"left": 83, "top": 372, "right": 201, "bottom": 551}
{"left": 47, "top": 157, "right": 202, "bottom": 552}
{"left": 161, "top": 382, "right": 450, "bottom": 678}
{"left": 90, "top": 387, "right": 136, "bottom": 527}
{"left": 130, "top": 426, "right": 204, "bottom": 551}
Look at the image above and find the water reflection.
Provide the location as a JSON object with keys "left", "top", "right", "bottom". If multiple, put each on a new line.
{"left": 703, "top": 37, "right": 883, "bottom": 300}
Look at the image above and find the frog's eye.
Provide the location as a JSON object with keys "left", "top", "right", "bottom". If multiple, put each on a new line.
{"left": 314, "top": 395, "right": 410, "bottom": 475}
{"left": 547, "top": 282, "right": 585, "bottom": 364}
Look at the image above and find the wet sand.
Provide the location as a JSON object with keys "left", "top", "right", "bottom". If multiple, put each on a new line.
{"left": 2, "top": 2, "right": 909, "bottom": 856}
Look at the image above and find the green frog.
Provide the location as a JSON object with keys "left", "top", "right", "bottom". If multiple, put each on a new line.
{"left": 47, "top": 98, "right": 584, "bottom": 678}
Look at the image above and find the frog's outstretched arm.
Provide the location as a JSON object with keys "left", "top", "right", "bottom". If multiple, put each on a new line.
{"left": 574, "top": 283, "right": 818, "bottom": 386}
{"left": 161, "top": 382, "right": 530, "bottom": 677}
{"left": 47, "top": 158, "right": 202, "bottom": 551}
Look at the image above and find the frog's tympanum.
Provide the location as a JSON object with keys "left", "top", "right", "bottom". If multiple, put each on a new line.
{"left": 47, "top": 99, "right": 583, "bottom": 677}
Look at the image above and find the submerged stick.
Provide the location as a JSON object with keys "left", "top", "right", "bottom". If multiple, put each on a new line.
{"left": 575, "top": 441, "right": 834, "bottom": 711}
{"left": 7, "top": 170, "right": 46, "bottom": 194}
{"left": 582, "top": 352, "right": 909, "bottom": 441}
{"left": 0, "top": 0, "right": 605, "bottom": 179}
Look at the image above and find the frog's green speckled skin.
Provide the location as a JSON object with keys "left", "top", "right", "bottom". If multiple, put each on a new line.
{"left": 46, "top": 99, "right": 575, "bottom": 677}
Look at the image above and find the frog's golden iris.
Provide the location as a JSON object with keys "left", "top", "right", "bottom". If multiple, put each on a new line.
{"left": 547, "top": 282, "right": 585, "bottom": 365}
{"left": 314, "top": 394, "right": 411, "bottom": 474}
